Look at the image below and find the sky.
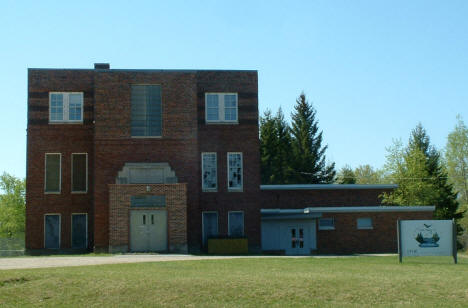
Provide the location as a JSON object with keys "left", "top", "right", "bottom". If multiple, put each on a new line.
{"left": 0, "top": 0, "right": 467, "bottom": 178}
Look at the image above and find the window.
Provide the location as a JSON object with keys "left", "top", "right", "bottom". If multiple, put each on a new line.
{"left": 228, "top": 211, "right": 244, "bottom": 237}
{"left": 49, "top": 92, "right": 83, "bottom": 123}
{"left": 227, "top": 153, "right": 243, "bottom": 190}
{"left": 357, "top": 217, "right": 373, "bottom": 230}
{"left": 131, "top": 85, "right": 162, "bottom": 137}
{"left": 45, "top": 153, "right": 61, "bottom": 193}
{"left": 318, "top": 218, "right": 335, "bottom": 230}
{"left": 71, "top": 213, "right": 87, "bottom": 249}
{"left": 44, "top": 214, "right": 60, "bottom": 249}
{"left": 205, "top": 93, "right": 238, "bottom": 123}
{"left": 202, "top": 153, "right": 217, "bottom": 191}
{"left": 72, "top": 154, "right": 87, "bottom": 193}
{"left": 202, "top": 212, "right": 218, "bottom": 246}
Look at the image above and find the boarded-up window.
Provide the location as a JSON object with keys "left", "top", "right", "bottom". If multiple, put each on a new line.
{"left": 72, "top": 154, "right": 87, "bottom": 192}
{"left": 45, "top": 154, "right": 61, "bottom": 192}
{"left": 228, "top": 211, "right": 244, "bottom": 237}
{"left": 131, "top": 85, "right": 162, "bottom": 137}
{"left": 44, "top": 214, "right": 60, "bottom": 249}
{"left": 72, "top": 214, "right": 87, "bottom": 249}
{"left": 202, "top": 212, "right": 218, "bottom": 246}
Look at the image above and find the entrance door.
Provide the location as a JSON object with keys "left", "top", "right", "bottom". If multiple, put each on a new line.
{"left": 72, "top": 214, "right": 87, "bottom": 249}
{"left": 287, "top": 226, "right": 308, "bottom": 255}
{"left": 130, "top": 210, "right": 167, "bottom": 252}
{"left": 44, "top": 214, "right": 60, "bottom": 249}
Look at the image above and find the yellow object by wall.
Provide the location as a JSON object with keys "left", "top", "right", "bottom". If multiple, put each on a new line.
{"left": 207, "top": 238, "right": 248, "bottom": 254}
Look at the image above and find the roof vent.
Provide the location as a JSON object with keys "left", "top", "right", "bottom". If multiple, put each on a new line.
{"left": 94, "top": 63, "right": 110, "bottom": 69}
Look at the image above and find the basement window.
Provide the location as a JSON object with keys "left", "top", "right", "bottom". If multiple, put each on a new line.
{"left": 49, "top": 92, "right": 83, "bottom": 123}
{"left": 205, "top": 93, "right": 238, "bottom": 123}
{"left": 357, "top": 217, "right": 373, "bottom": 230}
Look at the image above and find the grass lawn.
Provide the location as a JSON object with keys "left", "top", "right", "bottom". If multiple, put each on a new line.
{"left": 0, "top": 256, "right": 467, "bottom": 307}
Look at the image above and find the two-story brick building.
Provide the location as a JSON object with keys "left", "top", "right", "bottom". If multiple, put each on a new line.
{"left": 26, "top": 64, "right": 433, "bottom": 255}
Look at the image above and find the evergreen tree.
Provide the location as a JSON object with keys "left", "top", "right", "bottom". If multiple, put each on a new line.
{"left": 259, "top": 109, "right": 278, "bottom": 184}
{"left": 290, "top": 92, "right": 335, "bottom": 183}
{"left": 336, "top": 165, "right": 356, "bottom": 184}
{"left": 382, "top": 124, "right": 462, "bottom": 223}
{"left": 273, "top": 108, "right": 294, "bottom": 184}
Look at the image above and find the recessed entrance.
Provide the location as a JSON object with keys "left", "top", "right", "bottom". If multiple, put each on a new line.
{"left": 130, "top": 210, "right": 167, "bottom": 252}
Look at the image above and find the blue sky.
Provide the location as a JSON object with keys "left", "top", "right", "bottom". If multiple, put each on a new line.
{"left": 0, "top": 0, "right": 467, "bottom": 178}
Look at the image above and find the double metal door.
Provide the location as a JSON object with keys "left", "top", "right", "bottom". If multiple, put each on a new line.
{"left": 130, "top": 210, "right": 167, "bottom": 252}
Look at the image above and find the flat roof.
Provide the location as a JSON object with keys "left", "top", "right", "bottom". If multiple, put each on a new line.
{"left": 260, "top": 184, "right": 398, "bottom": 190}
{"left": 261, "top": 206, "right": 435, "bottom": 214}
{"left": 28, "top": 68, "right": 257, "bottom": 73}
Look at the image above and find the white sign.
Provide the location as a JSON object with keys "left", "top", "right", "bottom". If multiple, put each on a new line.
{"left": 399, "top": 220, "right": 454, "bottom": 257}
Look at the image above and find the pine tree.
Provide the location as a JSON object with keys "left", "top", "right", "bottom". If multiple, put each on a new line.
{"left": 259, "top": 109, "right": 278, "bottom": 184}
{"left": 273, "top": 108, "right": 294, "bottom": 184}
{"left": 290, "top": 92, "right": 335, "bottom": 183}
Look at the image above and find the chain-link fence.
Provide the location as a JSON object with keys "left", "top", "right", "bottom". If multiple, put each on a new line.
{"left": 0, "top": 232, "right": 25, "bottom": 256}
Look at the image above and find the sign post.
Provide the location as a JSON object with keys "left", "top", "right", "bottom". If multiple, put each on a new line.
{"left": 397, "top": 220, "right": 402, "bottom": 263}
{"left": 398, "top": 220, "right": 456, "bottom": 264}
{"left": 453, "top": 219, "right": 458, "bottom": 264}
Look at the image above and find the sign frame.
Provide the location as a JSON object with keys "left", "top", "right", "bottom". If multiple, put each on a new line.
{"left": 397, "top": 219, "right": 457, "bottom": 264}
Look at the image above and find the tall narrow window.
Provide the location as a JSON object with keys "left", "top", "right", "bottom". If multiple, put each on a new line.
{"left": 49, "top": 92, "right": 83, "bottom": 123}
{"left": 228, "top": 153, "right": 243, "bottom": 190}
{"left": 131, "top": 85, "right": 162, "bottom": 137}
{"left": 45, "top": 154, "right": 61, "bottom": 193}
{"left": 202, "top": 153, "right": 217, "bottom": 191}
{"left": 228, "top": 211, "right": 244, "bottom": 237}
{"left": 72, "top": 153, "right": 87, "bottom": 193}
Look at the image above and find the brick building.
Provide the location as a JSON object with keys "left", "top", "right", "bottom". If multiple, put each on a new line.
{"left": 26, "top": 64, "right": 433, "bottom": 255}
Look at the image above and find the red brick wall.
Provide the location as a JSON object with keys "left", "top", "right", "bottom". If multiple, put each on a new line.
{"left": 92, "top": 71, "right": 200, "bottom": 251}
{"left": 26, "top": 69, "right": 95, "bottom": 250}
{"left": 197, "top": 71, "right": 260, "bottom": 250}
{"left": 108, "top": 184, "right": 187, "bottom": 253}
{"left": 26, "top": 68, "right": 259, "bottom": 252}
{"left": 317, "top": 211, "right": 433, "bottom": 254}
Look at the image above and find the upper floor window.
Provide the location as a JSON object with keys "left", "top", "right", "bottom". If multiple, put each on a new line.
{"left": 49, "top": 92, "right": 83, "bottom": 123}
{"left": 205, "top": 93, "right": 238, "bottom": 123}
{"left": 202, "top": 153, "right": 217, "bottom": 191}
{"left": 131, "top": 85, "right": 162, "bottom": 137}
{"left": 227, "top": 152, "right": 243, "bottom": 191}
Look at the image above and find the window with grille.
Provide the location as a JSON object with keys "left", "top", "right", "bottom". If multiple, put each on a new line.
{"left": 131, "top": 85, "right": 162, "bottom": 137}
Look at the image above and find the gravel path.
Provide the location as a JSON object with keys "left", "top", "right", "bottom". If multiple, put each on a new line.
{"left": 0, "top": 254, "right": 316, "bottom": 270}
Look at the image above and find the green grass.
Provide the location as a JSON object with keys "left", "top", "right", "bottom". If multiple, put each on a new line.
{"left": 0, "top": 256, "right": 467, "bottom": 307}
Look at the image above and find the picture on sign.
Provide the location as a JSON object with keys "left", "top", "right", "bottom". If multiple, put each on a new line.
{"left": 413, "top": 223, "right": 440, "bottom": 248}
